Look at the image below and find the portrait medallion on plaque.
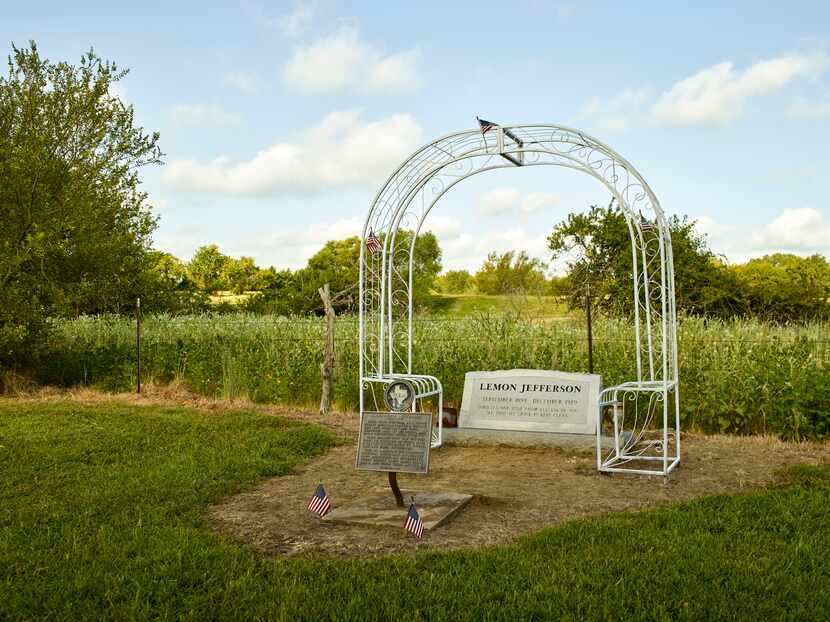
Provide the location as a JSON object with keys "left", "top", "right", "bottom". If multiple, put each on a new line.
{"left": 383, "top": 380, "right": 415, "bottom": 412}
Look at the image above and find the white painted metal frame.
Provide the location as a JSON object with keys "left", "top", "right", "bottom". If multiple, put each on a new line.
{"left": 358, "top": 124, "right": 680, "bottom": 474}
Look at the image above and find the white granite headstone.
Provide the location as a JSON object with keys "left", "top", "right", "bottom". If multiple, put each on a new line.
{"left": 459, "top": 369, "right": 600, "bottom": 435}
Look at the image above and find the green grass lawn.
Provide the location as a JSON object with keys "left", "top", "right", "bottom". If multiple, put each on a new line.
{"left": 1, "top": 400, "right": 828, "bottom": 621}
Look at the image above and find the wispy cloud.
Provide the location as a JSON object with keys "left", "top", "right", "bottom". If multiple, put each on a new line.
{"left": 751, "top": 208, "right": 830, "bottom": 253}
{"left": 283, "top": 26, "right": 421, "bottom": 93}
{"left": 653, "top": 51, "right": 829, "bottom": 125}
{"left": 478, "top": 187, "right": 560, "bottom": 216}
{"left": 786, "top": 94, "right": 830, "bottom": 119}
{"left": 162, "top": 110, "right": 423, "bottom": 195}
{"left": 579, "top": 50, "right": 829, "bottom": 131}
{"left": 579, "top": 88, "right": 654, "bottom": 133}
{"left": 170, "top": 104, "right": 241, "bottom": 128}
{"left": 274, "top": 0, "right": 318, "bottom": 37}
{"left": 223, "top": 71, "right": 264, "bottom": 95}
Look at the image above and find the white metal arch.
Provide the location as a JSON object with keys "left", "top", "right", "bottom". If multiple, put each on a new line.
{"left": 358, "top": 123, "right": 680, "bottom": 475}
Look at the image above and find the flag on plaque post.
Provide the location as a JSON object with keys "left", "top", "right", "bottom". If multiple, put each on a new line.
{"left": 477, "top": 116, "right": 497, "bottom": 134}
{"left": 365, "top": 230, "right": 381, "bottom": 255}
{"left": 307, "top": 483, "right": 331, "bottom": 517}
{"left": 404, "top": 502, "right": 424, "bottom": 538}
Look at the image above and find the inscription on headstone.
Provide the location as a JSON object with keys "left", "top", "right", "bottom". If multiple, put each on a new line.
{"left": 356, "top": 412, "right": 432, "bottom": 474}
{"left": 459, "top": 369, "right": 601, "bottom": 435}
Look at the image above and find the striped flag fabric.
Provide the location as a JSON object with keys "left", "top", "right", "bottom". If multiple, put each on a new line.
{"left": 365, "top": 230, "right": 382, "bottom": 255}
{"left": 307, "top": 483, "right": 331, "bottom": 517}
{"left": 477, "top": 116, "right": 497, "bottom": 134}
{"left": 404, "top": 502, "right": 424, "bottom": 538}
{"left": 639, "top": 215, "right": 657, "bottom": 232}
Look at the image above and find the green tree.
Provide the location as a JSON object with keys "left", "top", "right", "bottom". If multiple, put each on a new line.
{"left": 249, "top": 231, "right": 443, "bottom": 316}
{"left": 547, "top": 203, "right": 745, "bottom": 317}
{"left": 731, "top": 253, "right": 830, "bottom": 321}
{"left": 138, "top": 251, "right": 209, "bottom": 313}
{"left": 438, "top": 270, "right": 474, "bottom": 294}
{"left": 224, "top": 256, "right": 259, "bottom": 295}
{"left": 474, "top": 251, "right": 547, "bottom": 295}
{"left": 187, "top": 245, "right": 230, "bottom": 293}
{"left": 0, "top": 42, "right": 162, "bottom": 366}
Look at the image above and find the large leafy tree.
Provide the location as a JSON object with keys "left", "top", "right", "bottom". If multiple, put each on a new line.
{"left": 547, "top": 203, "right": 745, "bottom": 318}
{"left": 249, "top": 231, "right": 443, "bottom": 315}
{"left": 730, "top": 253, "right": 830, "bottom": 321}
{"left": 437, "top": 269, "right": 474, "bottom": 294}
{"left": 0, "top": 42, "right": 162, "bottom": 365}
{"left": 474, "top": 251, "right": 547, "bottom": 295}
{"left": 187, "top": 245, "right": 230, "bottom": 293}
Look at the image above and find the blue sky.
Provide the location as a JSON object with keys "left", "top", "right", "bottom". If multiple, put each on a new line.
{"left": 3, "top": 1, "right": 829, "bottom": 272}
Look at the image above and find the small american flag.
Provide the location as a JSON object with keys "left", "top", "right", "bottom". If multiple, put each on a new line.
{"left": 640, "top": 215, "right": 657, "bottom": 232}
{"left": 307, "top": 483, "right": 331, "bottom": 517}
{"left": 366, "top": 230, "right": 381, "bottom": 255}
{"left": 477, "top": 116, "right": 497, "bottom": 134}
{"left": 404, "top": 502, "right": 424, "bottom": 538}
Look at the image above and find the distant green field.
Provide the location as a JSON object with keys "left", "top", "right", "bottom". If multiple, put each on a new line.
{"left": 425, "top": 293, "right": 573, "bottom": 318}
{"left": 1, "top": 399, "right": 828, "bottom": 620}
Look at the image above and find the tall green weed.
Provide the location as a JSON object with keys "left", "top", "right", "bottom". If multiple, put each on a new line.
{"left": 39, "top": 313, "right": 829, "bottom": 439}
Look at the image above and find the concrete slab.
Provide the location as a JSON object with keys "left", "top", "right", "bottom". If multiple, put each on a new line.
{"left": 323, "top": 490, "right": 472, "bottom": 530}
{"left": 443, "top": 426, "right": 614, "bottom": 448}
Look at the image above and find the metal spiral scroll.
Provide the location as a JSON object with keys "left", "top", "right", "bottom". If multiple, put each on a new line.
{"left": 358, "top": 123, "right": 680, "bottom": 475}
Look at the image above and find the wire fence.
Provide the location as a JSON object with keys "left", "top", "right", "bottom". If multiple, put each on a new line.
{"left": 40, "top": 313, "right": 830, "bottom": 436}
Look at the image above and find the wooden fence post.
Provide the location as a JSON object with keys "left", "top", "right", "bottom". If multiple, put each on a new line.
{"left": 318, "top": 283, "right": 335, "bottom": 414}
{"left": 136, "top": 297, "right": 141, "bottom": 394}
{"left": 585, "top": 285, "right": 594, "bottom": 375}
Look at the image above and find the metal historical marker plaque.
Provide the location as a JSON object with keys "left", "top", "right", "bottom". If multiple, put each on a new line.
{"left": 356, "top": 412, "right": 432, "bottom": 474}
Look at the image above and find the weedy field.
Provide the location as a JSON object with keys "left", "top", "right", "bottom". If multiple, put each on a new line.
{"left": 0, "top": 398, "right": 828, "bottom": 620}
{"left": 38, "top": 313, "right": 830, "bottom": 440}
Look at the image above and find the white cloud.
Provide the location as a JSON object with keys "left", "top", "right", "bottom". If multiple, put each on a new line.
{"left": 170, "top": 104, "right": 241, "bottom": 128}
{"left": 214, "top": 215, "right": 468, "bottom": 270}
{"left": 579, "top": 51, "right": 829, "bottom": 130}
{"left": 421, "top": 215, "right": 462, "bottom": 240}
{"left": 275, "top": 0, "right": 318, "bottom": 37}
{"left": 652, "top": 51, "right": 829, "bottom": 125}
{"left": 478, "top": 188, "right": 560, "bottom": 216}
{"left": 787, "top": 95, "right": 830, "bottom": 119}
{"left": 223, "top": 71, "right": 264, "bottom": 95}
{"left": 694, "top": 215, "right": 735, "bottom": 239}
{"left": 441, "top": 227, "right": 553, "bottom": 273}
{"left": 162, "top": 110, "right": 423, "bottom": 195}
{"left": 751, "top": 208, "right": 830, "bottom": 253}
{"left": 283, "top": 27, "right": 421, "bottom": 93}
{"left": 521, "top": 192, "right": 560, "bottom": 214}
{"left": 579, "top": 88, "right": 653, "bottom": 133}
{"left": 479, "top": 188, "right": 522, "bottom": 215}
{"left": 228, "top": 218, "right": 363, "bottom": 269}
{"left": 557, "top": 6, "right": 574, "bottom": 19}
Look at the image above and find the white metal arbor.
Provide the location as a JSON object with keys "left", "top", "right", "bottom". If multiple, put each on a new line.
{"left": 359, "top": 123, "right": 680, "bottom": 476}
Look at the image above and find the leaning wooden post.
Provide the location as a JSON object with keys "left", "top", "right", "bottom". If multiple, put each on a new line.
{"left": 585, "top": 285, "right": 594, "bottom": 374}
{"left": 318, "top": 283, "right": 335, "bottom": 414}
{"left": 136, "top": 297, "right": 141, "bottom": 394}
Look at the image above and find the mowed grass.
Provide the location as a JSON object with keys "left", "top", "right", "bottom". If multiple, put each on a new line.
{"left": 1, "top": 400, "right": 829, "bottom": 621}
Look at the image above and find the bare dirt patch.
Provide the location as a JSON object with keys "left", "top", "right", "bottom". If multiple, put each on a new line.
{"left": 211, "top": 430, "right": 830, "bottom": 558}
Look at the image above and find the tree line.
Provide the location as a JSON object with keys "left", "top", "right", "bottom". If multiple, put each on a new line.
{"left": 1, "top": 43, "right": 828, "bottom": 371}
